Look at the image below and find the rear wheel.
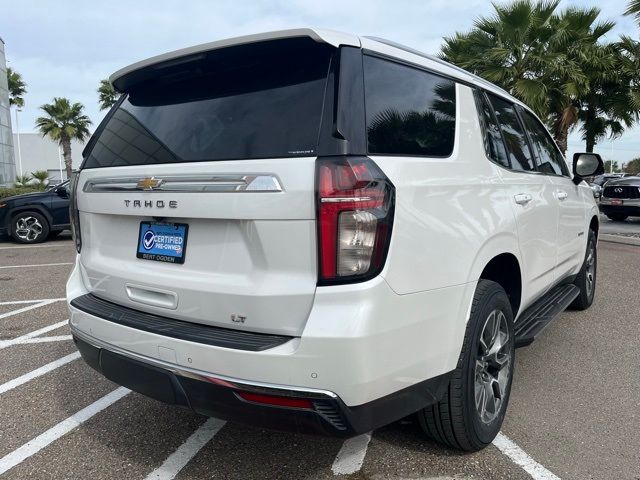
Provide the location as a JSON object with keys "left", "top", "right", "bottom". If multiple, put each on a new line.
{"left": 418, "top": 280, "right": 514, "bottom": 451}
{"left": 570, "top": 229, "right": 597, "bottom": 310}
{"left": 10, "top": 211, "right": 50, "bottom": 244}
{"left": 606, "top": 213, "right": 628, "bottom": 222}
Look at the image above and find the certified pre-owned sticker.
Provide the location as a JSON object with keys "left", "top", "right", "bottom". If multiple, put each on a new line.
{"left": 137, "top": 222, "right": 188, "bottom": 264}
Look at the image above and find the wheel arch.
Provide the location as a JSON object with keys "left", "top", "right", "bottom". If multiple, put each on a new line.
{"left": 589, "top": 214, "right": 599, "bottom": 239}
{"left": 468, "top": 233, "right": 523, "bottom": 318}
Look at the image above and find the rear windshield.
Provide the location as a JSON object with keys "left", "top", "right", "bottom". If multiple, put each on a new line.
{"left": 83, "top": 38, "right": 334, "bottom": 168}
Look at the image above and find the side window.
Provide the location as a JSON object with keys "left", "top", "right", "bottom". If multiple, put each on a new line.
{"left": 520, "top": 110, "right": 569, "bottom": 176}
{"left": 474, "top": 91, "right": 509, "bottom": 168}
{"left": 487, "top": 94, "right": 536, "bottom": 172}
{"left": 363, "top": 55, "right": 456, "bottom": 157}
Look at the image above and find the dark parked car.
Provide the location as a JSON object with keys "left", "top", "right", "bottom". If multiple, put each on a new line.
{"left": 0, "top": 180, "right": 70, "bottom": 243}
{"left": 599, "top": 176, "right": 640, "bottom": 221}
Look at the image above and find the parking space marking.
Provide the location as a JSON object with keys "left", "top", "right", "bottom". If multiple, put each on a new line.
{"left": 493, "top": 432, "right": 561, "bottom": 480}
{"left": 0, "top": 262, "right": 73, "bottom": 270}
{"left": 0, "top": 320, "right": 68, "bottom": 350}
{"left": 144, "top": 418, "right": 227, "bottom": 480}
{"left": 0, "top": 299, "right": 64, "bottom": 320}
{"left": 331, "top": 432, "right": 372, "bottom": 475}
{"left": 0, "top": 387, "right": 130, "bottom": 476}
{"left": 13, "top": 335, "right": 73, "bottom": 344}
{"left": 0, "top": 352, "right": 81, "bottom": 395}
{"left": 0, "top": 244, "right": 70, "bottom": 250}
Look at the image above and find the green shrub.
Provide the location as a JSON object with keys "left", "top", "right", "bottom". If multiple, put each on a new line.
{"left": 0, "top": 186, "right": 45, "bottom": 200}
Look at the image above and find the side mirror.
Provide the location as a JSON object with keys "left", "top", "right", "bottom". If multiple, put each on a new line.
{"left": 572, "top": 153, "right": 604, "bottom": 185}
{"left": 55, "top": 186, "right": 69, "bottom": 198}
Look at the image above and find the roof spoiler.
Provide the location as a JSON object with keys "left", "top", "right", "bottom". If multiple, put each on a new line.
{"left": 109, "top": 28, "right": 360, "bottom": 92}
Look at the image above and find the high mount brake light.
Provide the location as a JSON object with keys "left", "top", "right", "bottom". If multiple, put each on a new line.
{"left": 316, "top": 156, "right": 394, "bottom": 285}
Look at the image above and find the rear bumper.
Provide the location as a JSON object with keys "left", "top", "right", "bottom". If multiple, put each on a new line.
{"left": 600, "top": 198, "right": 640, "bottom": 217}
{"left": 67, "top": 254, "right": 472, "bottom": 433}
{"left": 73, "top": 331, "right": 450, "bottom": 436}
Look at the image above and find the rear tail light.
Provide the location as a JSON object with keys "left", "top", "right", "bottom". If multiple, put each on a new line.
{"left": 316, "top": 156, "right": 394, "bottom": 285}
{"left": 69, "top": 172, "right": 82, "bottom": 253}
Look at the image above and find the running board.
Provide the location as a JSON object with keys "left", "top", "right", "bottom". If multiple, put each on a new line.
{"left": 514, "top": 284, "right": 580, "bottom": 348}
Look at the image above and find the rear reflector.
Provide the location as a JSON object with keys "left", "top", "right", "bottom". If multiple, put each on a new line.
{"left": 316, "top": 156, "right": 394, "bottom": 285}
{"left": 236, "top": 391, "right": 313, "bottom": 409}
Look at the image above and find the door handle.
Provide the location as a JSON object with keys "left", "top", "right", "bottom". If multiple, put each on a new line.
{"left": 557, "top": 191, "right": 568, "bottom": 201}
{"left": 514, "top": 193, "right": 532, "bottom": 205}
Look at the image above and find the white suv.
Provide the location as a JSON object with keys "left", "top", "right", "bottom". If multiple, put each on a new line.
{"left": 67, "top": 29, "right": 604, "bottom": 451}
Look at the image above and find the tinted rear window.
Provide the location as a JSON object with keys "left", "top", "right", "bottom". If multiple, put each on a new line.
{"left": 363, "top": 55, "right": 456, "bottom": 157}
{"left": 83, "top": 38, "right": 334, "bottom": 168}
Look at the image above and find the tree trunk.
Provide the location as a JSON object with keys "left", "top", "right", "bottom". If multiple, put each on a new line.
{"left": 554, "top": 127, "right": 568, "bottom": 155}
{"left": 61, "top": 136, "right": 73, "bottom": 180}
{"left": 585, "top": 107, "right": 596, "bottom": 153}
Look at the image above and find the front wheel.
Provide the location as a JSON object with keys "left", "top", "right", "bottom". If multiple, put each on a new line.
{"left": 570, "top": 229, "right": 597, "bottom": 310}
{"left": 10, "top": 211, "right": 50, "bottom": 244}
{"left": 417, "top": 280, "right": 515, "bottom": 451}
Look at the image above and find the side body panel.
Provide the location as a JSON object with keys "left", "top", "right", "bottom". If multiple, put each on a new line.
{"left": 548, "top": 175, "right": 587, "bottom": 279}
{"left": 374, "top": 84, "right": 520, "bottom": 295}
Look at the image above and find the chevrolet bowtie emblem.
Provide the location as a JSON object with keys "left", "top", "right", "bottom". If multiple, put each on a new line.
{"left": 137, "top": 177, "right": 164, "bottom": 190}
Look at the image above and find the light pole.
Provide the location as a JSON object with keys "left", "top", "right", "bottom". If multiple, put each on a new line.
{"left": 13, "top": 107, "right": 23, "bottom": 177}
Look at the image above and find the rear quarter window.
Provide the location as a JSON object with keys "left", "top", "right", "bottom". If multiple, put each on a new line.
{"left": 363, "top": 55, "right": 456, "bottom": 157}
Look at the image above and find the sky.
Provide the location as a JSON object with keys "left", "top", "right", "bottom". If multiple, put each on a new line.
{"left": 2, "top": 0, "right": 639, "bottom": 164}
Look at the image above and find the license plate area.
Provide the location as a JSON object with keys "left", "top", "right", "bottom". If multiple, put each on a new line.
{"left": 611, "top": 199, "right": 623, "bottom": 205}
{"left": 137, "top": 222, "right": 188, "bottom": 264}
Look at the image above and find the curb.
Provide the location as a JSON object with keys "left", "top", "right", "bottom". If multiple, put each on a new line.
{"left": 599, "top": 233, "right": 640, "bottom": 247}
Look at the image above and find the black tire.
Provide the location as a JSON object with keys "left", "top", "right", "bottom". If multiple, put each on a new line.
{"left": 606, "top": 214, "right": 628, "bottom": 222}
{"left": 10, "top": 211, "right": 50, "bottom": 244}
{"left": 417, "top": 280, "right": 515, "bottom": 451}
{"left": 570, "top": 229, "right": 597, "bottom": 310}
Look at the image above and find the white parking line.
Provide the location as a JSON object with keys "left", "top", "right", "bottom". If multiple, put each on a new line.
{"left": 0, "top": 320, "right": 69, "bottom": 350}
{"left": 0, "top": 244, "right": 68, "bottom": 250}
{"left": 0, "top": 299, "right": 64, "bottom": 320}
{"left": 331, "top": 432, "right": 372, "bottom": 475}
{"left": 0, "top": 352, "right": 81, "bottom": 395}
{"left": 0, "top": 262, "right": 73, "bottom": 269}
{"left": 14, "top": 335, "right": 73, "bottom": 345}
{"left": 0, "top": 387, "right": 130, "bottom": 476}
{"left": 144, "top": 418, "right": 226, "bottom": 480}
{"left": 493, "top": 432, "right": 561, "bottom": 480}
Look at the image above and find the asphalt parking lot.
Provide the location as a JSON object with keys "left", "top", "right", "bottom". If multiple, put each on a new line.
{"left": 0, "top": 233, "right": 638, "bottom": 480}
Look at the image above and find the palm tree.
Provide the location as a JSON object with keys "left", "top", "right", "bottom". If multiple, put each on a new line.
{"left": 578, "top": 38, "right": 640, "bottom": 152}
{"left": 441, "top": 1, "right": 615, "bottom": 153}
{"left": 30, "top": 170, "right": 50, "bottom": 188}
{"left": 97, "top": 79, "right": 119, "bottom": 110}
{"left": 14, "top": 173, "right": 32, "bottom": 187}
{"left": 7, "top": 67, "right": 26, "bottom": 108}
{"left": 626, "top": 0, "right": 640, "bottom": 27}
{"left": 35, "top": 98, "right": 92, "bottom": 180}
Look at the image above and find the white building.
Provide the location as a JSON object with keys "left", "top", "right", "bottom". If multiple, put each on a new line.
{"left": 0, "top": 37, "right": 16, "bottom": 188}
{"left": 12, "top": 133, "right": 86, "bottom": 183}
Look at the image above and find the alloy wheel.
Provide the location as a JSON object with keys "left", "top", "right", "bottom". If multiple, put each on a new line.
{"left": 585, "top": 241, "right": 596, "bottom": 299}
{"left": 15, "top": 216, "right": 43, "bottom": 242}
{"left": 474, "top": 309, "right": 512, "bottom": 424}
